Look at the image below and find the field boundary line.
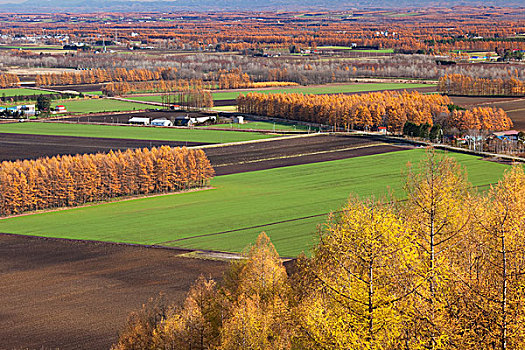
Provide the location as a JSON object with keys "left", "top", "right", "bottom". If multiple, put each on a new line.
{"left": 190, "top": 132, "right": 323, "bottom": 149}
{"left": 212, "top": 142, "right": 395, "bottom": 167}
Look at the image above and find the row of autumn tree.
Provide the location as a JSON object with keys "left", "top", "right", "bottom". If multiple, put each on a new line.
{"left": 35, "top": 67, "right": 178, "bottom": 86}
{"left": 114, "top": 151, "right": 525, "bottom": 350}
{"left": 0, "top": 146, "right": 214, "bottom": 216}
{"left": 0, "top": 73, "right": 20, "bottom": 88}
{"left": 237, "top": 91, "right": 513, "bottom": 132}
{"left": 439, "top": 74, "right": 525, "bottom": 96}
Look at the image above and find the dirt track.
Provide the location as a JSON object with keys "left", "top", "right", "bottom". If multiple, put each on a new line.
{"left": 0, "top": 234, "right": 228, "bottom": 350}
{"left": 0, "top": 133, "right": 208, "bottom": 161}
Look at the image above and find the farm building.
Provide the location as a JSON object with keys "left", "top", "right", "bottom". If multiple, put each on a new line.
{"left": 0, "top": 104, "right": 36, "bottom": 117}
{"left": 55, "top": 105, "right": 67, "bottom": 113}
{"left": 233, "top": 116, "right": 244, "bottom": 124}
{"left": 128, "top": 117, "right": 150, "bottom": 125}
{"left": 174, "top": 115, "right": 216, "bottom": 126}
{"left": 151, "top": 118, "right": 173, "bottom": 127}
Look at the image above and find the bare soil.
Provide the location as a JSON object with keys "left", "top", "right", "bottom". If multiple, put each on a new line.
{"left": 0, "top": 133, "right": 209, "bottom": 162}
{"left": 0, "top": 234, "right": 229, "bottom": 350}
{"left": 204, "top": 134, "right": 411, "bottom": 175}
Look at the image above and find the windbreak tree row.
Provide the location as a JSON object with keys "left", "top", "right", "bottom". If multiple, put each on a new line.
{"left": 35, "top": 67, "right": 178, "bottom": 86}
{"left": 439, "top": 74, "right": 525, "bottom": 96}
{"left": 237, "top": 90, "right": 512, "bottom": 132}
{"left": 0, "top": 146, "right": 214, "bottom": 216}
{"left": 0, "top": 73, "right": 20, "bottom": 88}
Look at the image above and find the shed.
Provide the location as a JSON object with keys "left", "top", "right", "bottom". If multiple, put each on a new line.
{"left": 151, "top": 118, "right": 173, "bottom": 127}
{"left": 129, "top": 117, "right": 150, "bottom": 125}
{"left": 233, "top": 116, "right": 244, "bottom": 124}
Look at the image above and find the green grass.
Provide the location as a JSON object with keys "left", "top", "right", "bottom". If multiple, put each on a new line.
{"left": 0, "top": 122, "right": 276, "bottom": 143}
{"left": 51, "top": 98, "right": 153, "bottom": 113}
{"left": 353, "top": 49, "right": 395, "bottom": 53}
{"left": 200, "top": 121, "right": 310, "bottom": 131}
{"left": 317, "top": 46, "right": 354, "bottom": 50}
{"left": 124, "top": 83, "right": 434, "bottom": 103}
{"left": 212, "top": 83, "right": 433, "bottom": 101}
{"left": 0, "top": 149, "right": 508, "bottom": 257}
{"left": 0, "top": 88, "right": 54, "bottom": 97}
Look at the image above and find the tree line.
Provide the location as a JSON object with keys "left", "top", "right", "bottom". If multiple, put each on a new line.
{"left": 0, "top": 146, "right": 214, "bottom": 216}
{"left": 0, "top": 73, "right": 20, "bottom": 88}
{"left": 237, "top": 91, "right": 512, "bottom": 132}
{"left": 35, "top": 67, "right": 178, "bottom": 86}
{"left": 102, "top": 75, "right": 297, "bottom": 96}
{"left": 114, "top": 151, "right": 525, "bottom": 350}
{"left": 439, "top": 74, "right": 525, "bottom": 96}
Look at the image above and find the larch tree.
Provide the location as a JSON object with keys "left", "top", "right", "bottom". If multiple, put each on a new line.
{"left": 294, "top": 198, "right": 418, "bottom": 350}
{"left": 403, "top": 149, "right": 473, "bottom": 349}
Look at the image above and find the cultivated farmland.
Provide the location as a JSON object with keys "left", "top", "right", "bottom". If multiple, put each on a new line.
{"left": 0, "top": 147, "right": 508, "bottom": 257}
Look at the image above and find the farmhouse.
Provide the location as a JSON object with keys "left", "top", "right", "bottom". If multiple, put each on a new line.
{"left": 128, "top": 117, "right": 150, "bottom": 125}
{"left": 0, "top": 104, "right": 36, "bottom": 117}
{"left": 55, "top": 105, "right": 67, "bottom": 113}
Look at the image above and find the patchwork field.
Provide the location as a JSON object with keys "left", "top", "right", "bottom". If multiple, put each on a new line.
{"left": 0, "top": 148, "right": 508, "bottom": 257}
{"left": 0, "top": 122, "right": 275, "bottom": 143}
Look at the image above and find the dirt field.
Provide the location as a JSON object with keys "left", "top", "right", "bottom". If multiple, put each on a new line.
{"left": 0, "top": 234, "right": 229, "bottom": 349}
{"left": 204, "top": 134, "right": 411, "bottom": 175}
{"left": 0, "top": 133, "right": 208, "bottom": 161}
{"left": 450, "top": 96, "right": 525, "bottom": 131}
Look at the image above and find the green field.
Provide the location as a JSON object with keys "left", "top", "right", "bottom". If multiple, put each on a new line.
{"left": 0, "top": 149, "right": 508, "bottom": 257}
{"left": 124, "top": 83, "right": 434, "bottom": 103}
{"left": 200, "top": 121, "right": 310, "bottom": 131}
{"left": 0, "top": 122, "right": 276, "bottom": 143}
{"left": 211, "top": 82, "right": 432, "bottom": 101}
{"left": 0, "top": 88, "right": 54, "bottom": 97}
{"left": 51, "top": 98, "right": 153, "bottom": 113}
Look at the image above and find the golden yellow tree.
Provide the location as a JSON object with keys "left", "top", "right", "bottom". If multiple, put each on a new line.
{"left": 294, "top": 198, "right": 418, "bottom": 350}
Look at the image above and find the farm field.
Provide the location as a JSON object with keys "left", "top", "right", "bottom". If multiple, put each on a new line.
{"left": 212, "top": 82, "right": 433, "bottom": 100}
{"left": 0, "top": 133, "right": 209, "bottom": 161}
{"left": 0, "top": 122, "right": 275, "bottom": 143}
{"left": 200, "top": 121, "right": 310, "bottom": 131}
{"left": 126, "top": 82, "right": 434, "bottom": 103}
{"left": 0, "top": 234, "right": 228, "bottom": 350}
{"left": 0, "top": 88, "right": 54, "bottom": 96}
{"left": 0, "top": 148, "right": 508, "bottom": 257}
{"left": 50, "top": 98, "right": 153, "bottom": 113}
